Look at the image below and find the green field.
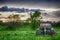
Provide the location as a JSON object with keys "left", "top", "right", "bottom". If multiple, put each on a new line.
{"left": 0, "top": 26, "right": 60, "bottom": 40}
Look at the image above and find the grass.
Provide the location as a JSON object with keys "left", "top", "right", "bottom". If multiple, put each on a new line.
{"left": 0, "top": 25, "right": 60, "bottom": 40}
{"left": 0, "top": 31, "right": 60, "bottom": 40}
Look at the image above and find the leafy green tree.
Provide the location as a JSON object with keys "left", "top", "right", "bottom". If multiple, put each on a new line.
{"left": 30, "top": 11, "right": 42, "bottom": 30}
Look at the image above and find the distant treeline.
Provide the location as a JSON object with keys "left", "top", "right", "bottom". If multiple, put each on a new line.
{"left": 0, "top": 21, "right": 30, "bottom": 30}
{"left": 52, "top": 21, "right": 60, "bottom": 27}
{"left": 0, "top": 20, "right": 60, "bottom": 30}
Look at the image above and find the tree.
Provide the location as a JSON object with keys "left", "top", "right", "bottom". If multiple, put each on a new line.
{"left": 30, "top": 11, "right": 42, "bottom": 30}
{"left": 7, "top": 14, "right": 21, "bottom": 29}
{"left": 13, "top": 14, "right": 20, "bottom": 22}
{"left": 8, "top": 14, "right": 13, "bottom": 22}
{"left": 8, "top": 14, "right": 20, "bottom": 22}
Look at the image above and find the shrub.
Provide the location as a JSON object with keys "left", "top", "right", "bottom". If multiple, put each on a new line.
{"left": 52, "top": 21, "right": 60, "bottom": 27}
{"left": 0, "top": 25, "right": 8, "bottom": 31}
{"left": 0, "top": 21, "right": 3, "bottom": 25}
{"left": 7, "top": 21, "right": 21, "bottom": 30}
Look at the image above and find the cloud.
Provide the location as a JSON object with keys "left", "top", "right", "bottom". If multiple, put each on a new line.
{"left": 52, "top": 11, "right": 60, "bottom": 18}
{"left": 42, "top": 10, "right": 60, "bottom": 18}
{"left": 41, "top": 10, "right": 60, "bottom": 21}
{"left": 0, "top": 0, "right": 60, "bottom": 9}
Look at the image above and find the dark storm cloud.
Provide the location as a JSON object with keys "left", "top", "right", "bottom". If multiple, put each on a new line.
{"left": 0, "top": 0, "right": 60, "bottom": 8}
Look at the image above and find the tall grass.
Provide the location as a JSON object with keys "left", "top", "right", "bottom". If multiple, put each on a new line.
{"left": 0, "top": 31, "right": 60, "bottom": 40}
{"left": 0, "top": 26, "right": 60, "bottom": 40}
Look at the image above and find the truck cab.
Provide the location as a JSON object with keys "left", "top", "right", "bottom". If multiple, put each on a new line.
{"left": 36, "top": 22, "right": 55, "bottom": 36}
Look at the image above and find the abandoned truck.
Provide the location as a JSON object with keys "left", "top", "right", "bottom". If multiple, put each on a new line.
{"left": 36, "top": 22, "right": 55, "bottom": 36}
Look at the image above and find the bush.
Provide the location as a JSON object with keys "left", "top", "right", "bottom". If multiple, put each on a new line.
{"left": 52, "top": 21, "right": 60, "bottom": 27}
{"left": 7, "top": 21, "right": 21, "bottom": 30}
{"left": 0, "top": 25, "right": 8, "bottom": 31}
{"left": 0, "top": 21, "right": 22, "bottom": 30}
{"left": 0, "top": 21, "right": 3, "bottom": 25}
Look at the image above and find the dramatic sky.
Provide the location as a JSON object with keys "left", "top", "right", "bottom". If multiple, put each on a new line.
{"left": 0, "top": 0, "right": 60, "bottom": 22}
